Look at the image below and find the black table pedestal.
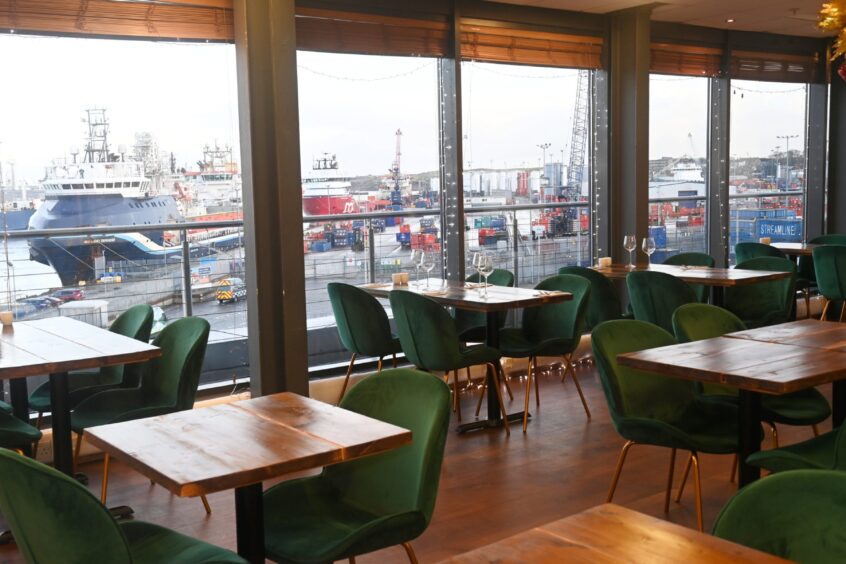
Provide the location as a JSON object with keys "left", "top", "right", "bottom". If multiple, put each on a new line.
{"left": 235, "top": 482, "right": 265, "bottom": 563}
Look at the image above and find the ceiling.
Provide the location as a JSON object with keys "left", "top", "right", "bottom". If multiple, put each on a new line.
{"left": 495, "top": 0, "right": 832, "bottom": 37}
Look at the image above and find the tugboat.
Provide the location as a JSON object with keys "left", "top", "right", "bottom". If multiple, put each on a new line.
{"left": 28, "top": 109, "right": 183, "bottom": 285}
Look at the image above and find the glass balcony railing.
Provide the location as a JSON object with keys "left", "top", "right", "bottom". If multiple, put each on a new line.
{"left": 728, "top": 190, "right": 804, "bottom": 264}
{"left": 647, "top": 195, "right": 708, "bottom": 261}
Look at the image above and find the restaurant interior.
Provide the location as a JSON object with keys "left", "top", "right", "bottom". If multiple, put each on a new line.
{"left": 3, "top": 0, "right": 846, "bottom": 562}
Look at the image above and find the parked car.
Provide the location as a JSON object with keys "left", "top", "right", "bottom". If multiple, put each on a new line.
{"left": 216, "top": 277, "right": 246, "bottom": 304}
{"left": 18, "top": 297, "right": 56, "bottom": 310}
{"left": 51, "top": 288, "right": 85, "bottom": 302}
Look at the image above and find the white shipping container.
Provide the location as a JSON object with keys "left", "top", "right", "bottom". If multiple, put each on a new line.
{"left": 59, "top": 299, "right": 109, "bottom": 328}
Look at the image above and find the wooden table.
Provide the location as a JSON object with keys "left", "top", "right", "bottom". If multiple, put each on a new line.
{"left": 592, "top": 263, "right": 791, "bottom": 306}
{"left": 86, "top": 392, "right": 412, "bottom": 563}
{"left": 772, "top": 241, "right": 820, "bottom": 257}
{"left": 618, "top": 319, "right": 846, "bottom": 487}
{"left": 0, "top": 317, "right": 160, "bottom": 475}
{"left": 441, "top": 503, "right": 787, "bottom": 563}
{"left": 360, "top": 279, "right": 572, "bottom": 433}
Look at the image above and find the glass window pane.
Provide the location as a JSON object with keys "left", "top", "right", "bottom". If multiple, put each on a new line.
{"left": 729, "top": 80, "right": 807, "bottom": 263}
{"left": 649, "top": 75, "right": 709, "bottom": 262}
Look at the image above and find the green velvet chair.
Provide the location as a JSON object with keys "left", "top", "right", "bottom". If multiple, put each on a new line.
{"left": 558, "top": 266, "right": 630, "bottom": 330}
{"left": 626, "top": 270, "right": 697, "bottom": 334}
{"left": 70, "top": 317, "right": 211, "bottom": 511}
{"left": 262, "top": 369, "right": 450, "bottom": 564}
{"left": 798, "top": 234, "right": 846, "bottom": 288}
{"left": 812, "top": 245, "right": 846, "bottom": 321}
{"left": 662, "top": 252, "right": 715, "bottom": 303}
{"left": 454, "top": 269, "right": 514, "bottom": 342}
{"left": 713, "top": 470, "right": 846, "bottom": 563}
{"left": 0, "top": 413, "right": 42, "bottom": 455}
{"left": 0, "top": 448, "right": 246, "bottom": 564}
{"left": 734, "top": 241, "right": 785, "bottom": 265}
{"left": 28, "top": 304, "right": 154, "bottom": 426}
{"left": 389, "top": 290, "right": 510, "bottom": 433}
{"left": 746, "top": 424, "right": 846, "bottom": 474}
{"left": 673, "top": 303, "right": 830, "bottom": 454}
{"left": 725, "top": 257, "right": 796, "bottom": 328}
{"left": 591, "top": 319, "right": 755, "bottom": 531}
{"left": 327, "top": 283, "right": 403, "bottom": 404}
{"left": 499, "top": 274, "right": 591, "bottom": 432}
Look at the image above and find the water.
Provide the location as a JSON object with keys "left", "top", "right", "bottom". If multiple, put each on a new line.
{"left": 1, "top": 239, "right": 62, "bottom": 300}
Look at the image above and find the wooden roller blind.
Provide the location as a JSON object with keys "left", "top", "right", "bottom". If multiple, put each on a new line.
{"left": 0, "top": 0, "right": 233, "bottom": 41}
{"left": 295, "top": 8, "right": 449, "bottom": 57}
{"left": 651, "top": 43, "right": 723, "bottom": 77}
{"left": 459, "top": 17, "right": 603, "bottom": 69}
{"left": 729, "top": 50, "right": 820, "bottom": 83}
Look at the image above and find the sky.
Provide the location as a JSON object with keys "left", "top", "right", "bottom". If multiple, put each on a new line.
{"left": 0, "top": 34, "right": 810, "bottom": 185}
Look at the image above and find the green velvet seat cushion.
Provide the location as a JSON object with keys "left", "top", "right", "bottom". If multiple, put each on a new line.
{"left": 760, "top": 388, "right": 831, "bottom": 425}
{"left": 328, "top": 283, "right": 403, "bottom": 358}
{"left": 498, "top": 329, "right": 578, "bottom": 358}
{"left": 713, "top": 470, "right": 846, "bottom": 563}
{"left": 0, "top": 400, "right": 11, "bottom": 414}
{"left": 29, "top": 371, "right": 123, "bottom": 412}
{"left": 663, "top": 252, "right": 715, "bottom": 303}
{"left": 734, "top": 241, "right": 785, "bottom": 264}
{"left": 725, "top": 257, "right": 796, "bottom": 328}
{"left": 0, "top": 412, "right": 42, "bottom": 447}
{"left": 263, "top": 477, "right": 426, "bottom": 564}
{"left": 71, "top": 389, "right": 177, "bottom": 432}
{"left": 120, "top": 521, "right": 246, "bottom": 563}
{"left": 746, "top": 429, "right": 838, "bottom": 473}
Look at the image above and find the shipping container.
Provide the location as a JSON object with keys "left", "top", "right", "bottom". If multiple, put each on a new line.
{"left": 648, "top": 225, "right": 667, "bottom": 248}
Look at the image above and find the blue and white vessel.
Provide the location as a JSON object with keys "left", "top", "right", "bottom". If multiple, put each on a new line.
{"left": 28, "top": 109, "right": 183, "bottom": 285}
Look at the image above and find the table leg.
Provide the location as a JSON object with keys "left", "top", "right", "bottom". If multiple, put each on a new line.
{"left": 833, "top": 381, "right": 846, "bottom": 428}
{"left": 8, "top": 380, "right": 30, "bottom": 457}
{"left": 456, "top": 311, "right": 525, "bottom": 433}
{"left": 737, "top": 389, "right": 762, "bottom": 488}
{"left": 49, "top": 372, "right": 73, "bottom": 476}
{"left": 711, "top": 286, "right": 725, "bottom": 308}
{"left": 235, "top": 483, "right": 265, "bottom": 564}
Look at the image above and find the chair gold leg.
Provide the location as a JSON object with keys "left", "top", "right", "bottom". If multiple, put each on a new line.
{"left": 349, "top": 557, "right": 356, "bottom": 564}
{"left": 664, "top": 448, "right": 676, "bottom": 514}
{"left": 841, "top": 301, "right": 846, "bottom": 323}
{"left": 767, "top": 422, "right": 779, "bottom": 448}
{"left": 570, "top": 374, "right": 591, "bottom": 420}
{"left": 475, "top": 376, "right": 487, "bottom": 417}
{"left": 813, "top": 424, "right": 820, "bottom": 437}
{"left": 606, "top": 440, "right": 636, "bottom": 502}
{"left": 821, "top": 298, "right": 830, "bottom": 320}
{"left": 201, "top": 495, "right": 211, "bottom": 515}
{"left": 453, "top": 370, "right": 461, "bottom": 421}
{"left": 522, "top": 357, "right": 533, "bottom": 433}
{"left": 675, "top": 454, "right": 692, "bottom": 502}
{"left": 561, "top": 355, "right": 573, "bottom": 382}
{"left": 465, "top": 366, "right": 472, "bottom": 387}
{"left": 730, "top": 453, "right": 738, "bottom": 483}
{"left": 100, "top": 453, "right": 111, "bottom": 505}
{"left": 401, "top": 542, "right": 419, "bottom": 564}
{"left": 392, "top": 353, "right": 397, "bottom": 368}
{"left": 337, "top": 354, "right": 357, "bottom": 405}
{"left": 691, "top": 452, "right": 704, "bottom": 532}
{"left": 804, "top": 288, "right": 811, "bottom": 319}
{"left": 501, "top": 363, "right": 514, "bottom": 401}
{"left": 73, "top": 431, "right": 84, "bottom": 473}
{"left": 35, "top": 411, "right": 43, "bottom": 430}
{"left": 488, "top": 363, "right": 510, "bottom": 436}
{"left": 377, "top": 356, "right": 384, "bottom": 372}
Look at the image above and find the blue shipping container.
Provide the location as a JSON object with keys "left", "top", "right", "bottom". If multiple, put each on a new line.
{"left": 757, "top": 219, "right": 803, "bottom": 242}
{"left": 648, "top": 226, "right": 667, "bottom": 249}
{"left": 310, "top": 241, "right": 331, "bottom": 252}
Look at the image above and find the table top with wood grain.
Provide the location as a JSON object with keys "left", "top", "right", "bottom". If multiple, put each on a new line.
{"left": 617, "top": 333, "right": 846, "bottom": 394}
{"left": 85, "top": 392, "right": 412, "bottom": 497}
{"left": 772, "top": 242, "right": 820, "bottom": 256}
{"left": 359, "top": 279, "right": 572, "bottom": 312}
{"left": 440, "top": 503, "right": 787, "bottom": 563}
{"left": 0, "top": 316, "right": 160, "bottom": 380}
{"left": 591, "top": 263, "right": 791, "bottom": 287}
{"left": 725, "top": 319, "right": 846, "bottom": 352}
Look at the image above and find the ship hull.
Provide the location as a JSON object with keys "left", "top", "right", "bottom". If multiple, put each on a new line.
{"left": 302, "top": 195, "right": 357, "bottom": 216}
{"left": 2, "top": 209, "right": 36, "bottom": 231}
{"left": 28, "top": 194, "right": 183, "bottom": 285}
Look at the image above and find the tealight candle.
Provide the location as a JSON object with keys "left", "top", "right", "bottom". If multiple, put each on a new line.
{"left": 598, "top": 257, "right": 612, "bottom": 267}
{"left": 0, "top": 311, "right": 12, "bottom": 326}
{"left": 759, "top": 237, "right": 772, "bottom": 245}
{"left": 391, "top": 273, "right": 405, "bottom": 285}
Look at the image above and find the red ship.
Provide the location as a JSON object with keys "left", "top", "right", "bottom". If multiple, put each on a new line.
{"left": 302, "top": 153, "right": 357, "bottom": 216}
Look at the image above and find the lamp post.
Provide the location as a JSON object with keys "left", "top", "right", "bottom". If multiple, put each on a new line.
{"left": 537, "top": 143, "right": 551, "bottom": 200}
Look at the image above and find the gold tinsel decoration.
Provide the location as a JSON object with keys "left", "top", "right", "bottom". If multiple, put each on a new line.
{"left": 820, "top": 1, "right": 846, "bottom": 59}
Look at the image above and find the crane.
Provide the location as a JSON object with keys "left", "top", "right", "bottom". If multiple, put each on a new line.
{"left": 565, "top": 70, "right": 589, "bottom": 202}
{"left": 389, "top": 129, "right": 402, "bottom": 191}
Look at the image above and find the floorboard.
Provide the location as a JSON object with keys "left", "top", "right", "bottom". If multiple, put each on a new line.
{"left": 0, "top": 360, "right": 828, "bottom": 563}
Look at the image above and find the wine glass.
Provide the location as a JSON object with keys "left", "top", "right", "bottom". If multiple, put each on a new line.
{"left": 642, "top": 237, "right": 656, "bottom": 265}
{"left": 478, "top": 254, "right": 494, "bottom": 297}
{"left": 421, "top": 252, "right": 436, "bottom": 287}
{"left": 471, "top": 252, "right": 484, "bottom": 291}
{"left": 623, "top": 235, "right": 636, "bottom": 269}
{"left": 409, "top": 249, "right": 423, "bottom": 285}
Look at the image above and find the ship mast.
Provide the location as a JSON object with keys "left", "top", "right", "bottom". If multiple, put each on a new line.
{"left": 83, "top": 109, "right": 111, "bottom": 164}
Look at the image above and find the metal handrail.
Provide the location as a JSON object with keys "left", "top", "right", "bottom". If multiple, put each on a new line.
{"left": 648, "top": 190, "right": 803, "bottom": 205}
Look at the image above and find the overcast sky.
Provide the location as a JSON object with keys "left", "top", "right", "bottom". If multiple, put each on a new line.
{"left": 0, "top": 34, "right": 808, "bottom": 185}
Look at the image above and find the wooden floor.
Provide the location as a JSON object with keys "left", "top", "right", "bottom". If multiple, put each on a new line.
{"left": 0, "top": 360, "right": 827, "bottom": 563}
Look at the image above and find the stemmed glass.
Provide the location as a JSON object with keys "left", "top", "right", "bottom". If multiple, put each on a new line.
{"left": 471, "top": 252, "right": 485, "bottom": 294}
{"left": 642, "top": 237, "right": 656, "bottom": 265}
{"left": 409, "top": 249, "right": 423, "bottom": 285}
{"left": 478, "top": 254, "right": 494, "bottom": 297}
{"left": 623, "top": 235, "right": 636, "bottom": 269}
{"left": 421, "top": 252, "right": 436, "bottom": 287}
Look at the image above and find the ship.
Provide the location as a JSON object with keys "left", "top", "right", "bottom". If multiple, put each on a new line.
{"left": 302, "top": 153, "right": 357, "bottom": 216}
{"left": 28, "top": 109, "right": 183, "bottom": 285}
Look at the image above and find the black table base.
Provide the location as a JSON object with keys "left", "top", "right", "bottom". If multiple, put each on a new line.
{"left": 456, "top": 411, "right": 527, "bottom": 433}
{"left": 737, "top": 390, "right": 762, "bottom": 488}
{"left": 235, "top": 482, "right": 265, "bottom": 563}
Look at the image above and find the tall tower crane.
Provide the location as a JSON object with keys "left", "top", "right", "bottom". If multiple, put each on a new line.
{"left": 389, "top": 129, "right": 403, "bottom": 191}
{"left": 565, "top": 70, "right": 590, "bottom": 201}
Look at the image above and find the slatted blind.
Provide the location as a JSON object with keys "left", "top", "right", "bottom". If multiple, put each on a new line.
{"left": 0, "top": 0, "right": 233, "bottom": 41}
{"left": 651, "top": 43, "right": 723, "bottom": 77}
{"left": 459, "top": 17, "right": 603, "bottom": 69}
{"left": 295, "top": 8, "right": 449, "bottom": 57}
{"left": 729, "top": 50, "right": 820, "bottom": 83}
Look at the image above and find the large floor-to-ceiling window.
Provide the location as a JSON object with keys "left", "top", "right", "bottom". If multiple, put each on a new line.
{"left": 648, "top": 75, "right": 709, "bottom": 260}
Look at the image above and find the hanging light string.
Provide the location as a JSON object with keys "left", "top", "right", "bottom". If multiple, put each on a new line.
{"left": 297, "top": 60, "right": 435, "bottom": 82}
{"left": 732, "top": 85, "right": 806, "bottom": 94}
{"left": 465, "top": 61, "right": 580, "bottom": 80}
